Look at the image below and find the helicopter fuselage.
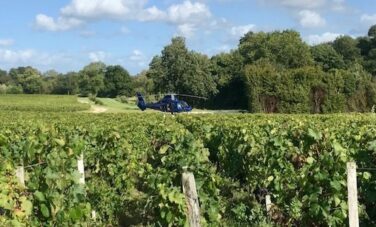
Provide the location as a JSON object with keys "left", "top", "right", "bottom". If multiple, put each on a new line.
{"left": 137, "top": 93, "right": 193, "bottom": 113}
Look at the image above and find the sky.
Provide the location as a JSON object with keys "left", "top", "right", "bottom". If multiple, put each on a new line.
{"left": 0, "top": 0, "right": 375, "bottom": 75}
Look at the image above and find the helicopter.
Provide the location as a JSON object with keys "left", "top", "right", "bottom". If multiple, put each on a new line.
{"left": 136, "top": 92, "right": 206, "bottom": 114}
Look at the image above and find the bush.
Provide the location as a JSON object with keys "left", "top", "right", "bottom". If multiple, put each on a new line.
{"left": 88, "top": 95, "right": 104, "bottom": 105}
{"left": 115, "top": 95, "right": 128, "bottom": 104}
{"left": 0, "top": 84, "right": 6, "bottom": 94}
{"left": 6, "top": 85, "right": 23, "bottom": 94}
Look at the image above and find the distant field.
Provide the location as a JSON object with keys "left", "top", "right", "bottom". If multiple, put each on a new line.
{"left": 0, "top": 94, "right": 90, "bottom": 112}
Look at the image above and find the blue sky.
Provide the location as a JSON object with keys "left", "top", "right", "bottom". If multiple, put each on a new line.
{"left": 0, "top": 0, "right": 375, "bottom": 75}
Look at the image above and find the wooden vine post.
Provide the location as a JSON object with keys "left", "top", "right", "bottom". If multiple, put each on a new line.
{"left": 347, "top": 162, "right": 359, "bottom": 227}
{"left": 77, "top": 154, "right": 85, "bottom": 184}
{"left": 265, "top": 194, "right": 272, "bottom": 213}
{"left": 77, "top": 153, "right": 96, "bottom": 220}
{"left": 16, "top": 166, "right": 25, "bottom": 187}
{"left": 182, "top": 167, "right": 200, "bottom": 227}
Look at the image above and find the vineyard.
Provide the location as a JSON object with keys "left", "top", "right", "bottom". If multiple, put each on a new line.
{"left": 0, "top": 108, "right": 376, "bottom": 225}
{"left": 0, "top": 95, "right": 90, "bottom": 112}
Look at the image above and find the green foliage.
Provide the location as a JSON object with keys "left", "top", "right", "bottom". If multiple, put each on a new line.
{"left": 147, "top": 37, "right": 217, "bottom": 98}
{"left": 239, "top": 30, "right": 314, "bottom": 68}
{"left": 79, "top": 62, "right": 106, "bottom": 96}
{"left": 178, "top": 114, "right": 376, "bottom": 226}
{"left": 0, "top": 95, "right": 90, "bottom": 112}
{"left": 53, "top": 72, "right": 80, "bottom": 95}
{"left": 332, "top": 36, "right": 362, "bottom": 64}
{"left": 368, "top": 24, "right": 376, "bottom": 38}
{"left": 0, "top": 69, "right": 10, "bottom": 84}
{"left": 311, "top": 44, "right": 345, "bottom": 71}
{"left": 208, "top": 51, "right": 247, "bottom": 109}
{"left": 0, "top": 110, "right": 376, "bottom": 226}
{"left": 132, "top": 71, "right": 154, "bottom": 96}
{"left": 88, "top": 95, "right": 104, "bottom": 105}
{"left": 100, "top": 65, "right": 133, "bottom": 97}
{"left": 243, "top": 60, "right": 376, "bottom": 113}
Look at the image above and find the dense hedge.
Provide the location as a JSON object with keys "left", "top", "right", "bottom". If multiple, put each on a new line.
{"left": 244, "top": 62, "right": 376, "bottom": 113}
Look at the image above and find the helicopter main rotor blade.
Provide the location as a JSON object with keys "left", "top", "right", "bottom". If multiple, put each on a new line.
{"left": 175, "top": 94, "right": 208, "bottom": 100}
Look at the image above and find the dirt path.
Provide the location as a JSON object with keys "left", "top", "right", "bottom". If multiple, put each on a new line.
{"left": 91, "top": 105, "right": 108, "bottom": 113}
{"left": 78, "top": 98, "right": 108, "bottom": 113}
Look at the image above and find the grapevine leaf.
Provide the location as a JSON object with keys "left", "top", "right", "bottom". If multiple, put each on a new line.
{"left": 308, "top": 128, "right": 322, "bottom": 140}
{"left": 41, "top": 203, "right": 50, "bottom": 218}
{"left": 34, "top": 191, "right": 46, "bottom": 202}
{"left": 159, "top": 145, "right": 169, "bottom": 154}
{"left": 21, "top": 198, "right": 33, "bottom": 216}
{"left": 306, "top": 157, "right": 315, "bottom": 164}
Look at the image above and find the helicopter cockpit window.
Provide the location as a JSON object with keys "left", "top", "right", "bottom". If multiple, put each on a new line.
{"left": 181, "top": 101, "right": 188, "bottom": 108}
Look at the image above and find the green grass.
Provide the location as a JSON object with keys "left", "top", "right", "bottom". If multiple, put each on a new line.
{"left": 99, "top": 98, "right": 139, "bottom": 111}
{"left": 0, "top": 94, "right": 90, "bottom": 112}
{"left": 78, "top": 97, "right": 145, "bottom": 113}
{"left": 79, "top": 96, "right": 246, "bottom": 114}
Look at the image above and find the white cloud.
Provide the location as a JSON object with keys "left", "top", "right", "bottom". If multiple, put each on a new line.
{"left": 280, "top": 0, "right": 325, "bottom": 9}
{"left": 0, "top": 49, "right": 34, "bottom": 63}
{"left": 0, "top": 39, "right": 14, "bottom": 47}
{"left": 35, "top": 14, "right": 83, "bottom": 31}
{"left": 177, "top": 24, "right": 197, "bottom": 38}
{"left": 260, "top": 0, "right": 345, "bottom": 10}
{"left": 0, "top": 47, "right": 108, "bottom": 73}
{"left": 139, "top": 6, "right": 166, "bottom": 21}
{"left": 89, "top": 51, "right": 107, "bottom": 62}
{"left": 129, "top": 49, "right": 147, "bottom": 66}
{"left": 230, "top": 24, "right": 256, "bottom": 37}
{"left": 306, "top": 32, "right": 342, "bottom": 45}
{"left": 61, "top": 0, "right": 140, "bottom": 19}
{"left": 331, "top": 0, "right": 345, "bottom": 11}
{"left": 167, "top": 1, "right": 211, "bottom": 24}
{"left": 361, "top": 14, "right": 376, "bottom": 26}
{"left": 260, "top": 0, "right": 325, "bottom": 9}
{"left": 167, "top": 1, "right": 213, "bottom": 38}
{"left": 55, "top": 0, "right": 212, "bottom": 24}
{"left": 298, "top": 10, "right": 326, "bottom": 28}
{"left": 34, "top": 0, "right": 212, "bottom": 38}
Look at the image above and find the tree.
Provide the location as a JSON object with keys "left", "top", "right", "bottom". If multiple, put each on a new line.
{"left": 357, "top": 37, "right": 372, "bottom": 56}
{"left": 22, "top": 74, "right": 44, "bottom": 94}
{"left": 368, "top": 24, "right": 376, "bottom": 38}
{"left": 0, "top": 69, "right": 10, "bottom": 84}
{"left": 42, "top": 70, "right": 60, "bottom": 94}
{"left": 147, "top": 37, "right": 217, "bottom": 98}
{"left": 133, "top": 71, "right": 154, "bottom": 96}
{"left": 239, "top": 30, "right": 314, "bottom": 68}
{"left": 332, "top": 36, "right": 361, "bottom": 64}
{"left": 146, "top": 56, "right": 166, "bottom": 93}
{"left": 9, "top": 66, "right": 40, "bottom": 85}
{"left": 209, "top": 51, "right": 247, "bottom": 109}
{"left": 8, "top": 66, "right": 44, "bottom": 94}
{"left": 243, "top": 60, "right": 281, "bottom": 113}
{"left": 79, "top": 62, "right": 106, "bottom": 96}
{"left": 341, "top": 64, "right": 376, "bottom": 111}
{"left": 100, "top": 65, "right": 133, "bottom": 97}
{"left": 53, "top": 72, "right": 80, "bottom": 95}
{"left": 311, "top": 44, "right": 345, "bottom": 71}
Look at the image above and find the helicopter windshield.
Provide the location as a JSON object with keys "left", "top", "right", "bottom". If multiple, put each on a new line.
{"left": 180, "top": 101, "right": 188, "bottom": 108}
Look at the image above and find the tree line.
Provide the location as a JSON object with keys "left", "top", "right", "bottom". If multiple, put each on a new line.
{"left": 0, "top": 62, "right": 133, "bottom": 98}
{"left": 1, "top": 25, "right": 376, "bottom": 113}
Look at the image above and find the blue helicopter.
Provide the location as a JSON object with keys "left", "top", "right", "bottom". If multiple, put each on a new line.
{"left": 136, "top": 92, "right": 206, "bottom": 113}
